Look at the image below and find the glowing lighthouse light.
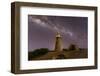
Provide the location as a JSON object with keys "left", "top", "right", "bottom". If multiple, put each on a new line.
{"left": 56, "top": 32, "right": 61, "bottom": 37}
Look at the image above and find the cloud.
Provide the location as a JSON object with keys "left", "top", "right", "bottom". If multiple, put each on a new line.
{"left": 29, "top": 16, "right": 52, "bottom": 29}
{"left": 60, "top": 27, "right": 73, "bottom": 36}
{"left": 29, "top": 16, "right": 73, "bottom": 37}
{"left": 29, "top": 16, "right": 44, "bottom": 25}
{"left": 54, "top": 26, "right": 59, "bottom": 32}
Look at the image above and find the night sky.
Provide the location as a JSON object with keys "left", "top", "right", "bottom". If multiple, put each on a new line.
{"left": 28, "top": 15, "right": 88, "bottom": 51}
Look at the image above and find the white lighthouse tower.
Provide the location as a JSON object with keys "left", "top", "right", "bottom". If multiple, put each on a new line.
{"left": 54, "top": 31, "right": 63, "bottom": 52}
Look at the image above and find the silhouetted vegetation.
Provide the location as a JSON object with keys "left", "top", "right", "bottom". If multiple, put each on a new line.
{"left": 28, "top": 46, "right": 88, "bottom": 60}
{"left": 63, "top": 48, "right": 68, "bottom": 51}
{"left": 28, "top": 48, "right": 49, "bottom": 60}
{"left": 56, "top": 54, "right": 66, "bottom": 59}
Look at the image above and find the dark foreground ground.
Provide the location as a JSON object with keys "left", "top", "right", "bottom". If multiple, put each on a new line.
{"left": 28, "top": 49, "right": 88, "bottom": 61}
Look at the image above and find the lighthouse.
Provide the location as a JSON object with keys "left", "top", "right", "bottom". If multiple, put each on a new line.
{"left": 54, "top": 31, "right": 63, "bottom": 52}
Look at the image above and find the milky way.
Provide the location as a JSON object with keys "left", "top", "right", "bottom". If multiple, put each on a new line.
{"left": 28, "top": 15, "right": 88, "bottom": 51}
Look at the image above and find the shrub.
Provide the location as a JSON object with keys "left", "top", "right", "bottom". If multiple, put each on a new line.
{"left": 63, "top": 48, "right": 68, "bottom": 51}
{"left": 56, "top": 54, "right": 66, "bottom": 59}
{"left": 28, "top": 48, "right": 49, "bottom": 60}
